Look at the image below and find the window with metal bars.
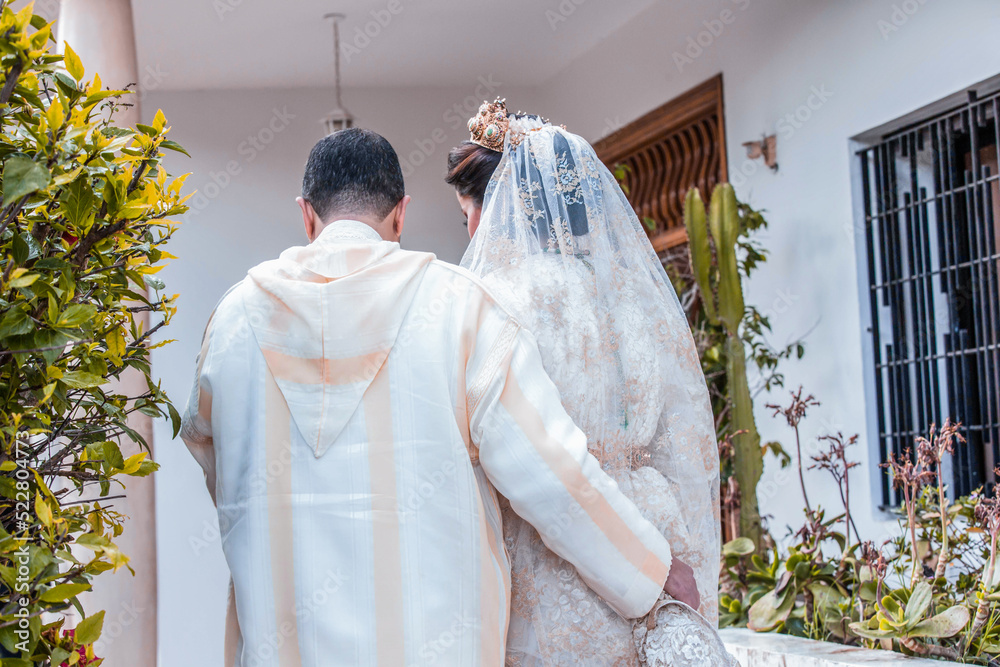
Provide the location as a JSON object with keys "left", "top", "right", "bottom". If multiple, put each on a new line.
{"left": 858, "top": 85, "right": 1000, "bottom": 506}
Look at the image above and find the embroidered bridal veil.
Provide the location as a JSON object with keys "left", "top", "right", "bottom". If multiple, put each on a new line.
{"left": 461, "top": 116, "right": 722, "bottom": 663}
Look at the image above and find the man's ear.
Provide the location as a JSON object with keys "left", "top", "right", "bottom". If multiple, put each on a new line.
{"left": 297, "top": 197, "right": 321, "bottom": 241}
{"left": 393, "top": 195, "right": 411, "bottom": 239}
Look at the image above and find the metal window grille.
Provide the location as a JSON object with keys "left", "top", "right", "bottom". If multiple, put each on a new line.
{"left": 859, "top": 88, "right": 1000, "bottom": 506}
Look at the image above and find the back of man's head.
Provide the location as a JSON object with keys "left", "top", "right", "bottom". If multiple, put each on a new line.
{"left": 301, "top": 128, "right": 405, "bottom": 223}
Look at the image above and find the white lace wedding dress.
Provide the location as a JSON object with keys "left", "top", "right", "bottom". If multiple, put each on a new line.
{"left": 462, "top": 116, "right": 736, "bottom": 666}
{"left": 489, "top": 255, "right": 730, "bottom": 666}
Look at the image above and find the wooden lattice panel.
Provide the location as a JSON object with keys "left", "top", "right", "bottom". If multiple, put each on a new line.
{"left": 594, "top": 75, "right": 728, "bottom": 252}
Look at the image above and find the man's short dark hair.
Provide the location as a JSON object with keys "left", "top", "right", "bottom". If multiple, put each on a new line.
{"left": 301, "top": 128, "right": 405, "bottom": 222}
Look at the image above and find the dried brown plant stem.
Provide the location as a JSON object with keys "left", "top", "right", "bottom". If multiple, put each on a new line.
{"left": 934, "top": 481, "right": 949, "bottom": 580}
{"left": 767, "top": 387, "right": 820, "bottom": 517}
{"left": 795, "top": 425, "right": 810, "bottom": 515}
{"left": 919, "top": 421, "right": 964, "bottom": 580}
{"left": 903, "top": 481, "right": 920, "bottom": 587}
{"left": 811, "top": 433, "right": 861, "bottom": 549}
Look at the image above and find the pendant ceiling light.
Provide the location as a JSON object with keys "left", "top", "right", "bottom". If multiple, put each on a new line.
{"left": 322, "top": 13, "right": 354, "bottom": 135}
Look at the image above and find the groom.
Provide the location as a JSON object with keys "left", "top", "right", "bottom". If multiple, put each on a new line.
{"left": 181, "top": 128, "right": 698, "bottom": 666}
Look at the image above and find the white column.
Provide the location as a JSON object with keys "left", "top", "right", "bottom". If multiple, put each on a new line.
{"left": 57, "top": 2, "right": 157, "bottom": 664}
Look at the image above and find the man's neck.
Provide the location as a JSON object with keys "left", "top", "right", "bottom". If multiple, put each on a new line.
{"left": 317, "top": 219, "right": 386, "bottom": 243}
{"left": 323, "top": 215, "right": 393, "bottom": 241}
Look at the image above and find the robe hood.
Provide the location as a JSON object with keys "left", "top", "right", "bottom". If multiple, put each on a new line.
{"left": 242, "top": 221, "right": 435, "bottom": 457}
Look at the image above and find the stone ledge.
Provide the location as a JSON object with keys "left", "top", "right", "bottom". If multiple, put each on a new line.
{"left": 720, "top": 628, "right": 953, "bottom": 666}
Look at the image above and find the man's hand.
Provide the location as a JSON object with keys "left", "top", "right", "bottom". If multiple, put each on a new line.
{"left": 663, "top": 558, "right": 700, "bottom": 610}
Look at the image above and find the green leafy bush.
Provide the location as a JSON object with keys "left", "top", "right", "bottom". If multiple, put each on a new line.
{"left": 721, "top": 389, "right": 1000, "bottom": 664}
{"left": 0, "top": 2, "right": 189, "bottom": 663}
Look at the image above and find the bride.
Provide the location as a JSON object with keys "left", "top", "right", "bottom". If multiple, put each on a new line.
{"left": 445, "top": 100, "right": 734, "bottom": 666}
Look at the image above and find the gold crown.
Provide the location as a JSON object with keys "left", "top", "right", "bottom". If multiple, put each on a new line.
{"left": 467, "top": 98, "right": 509, "bottom": 152}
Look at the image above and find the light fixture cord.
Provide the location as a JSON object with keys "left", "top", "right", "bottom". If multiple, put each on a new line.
{"left": 332, "top": 17, "right": 343, "bottom": 108}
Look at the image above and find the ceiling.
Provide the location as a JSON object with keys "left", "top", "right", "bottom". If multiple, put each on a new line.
{"left": 131, "top": 0, "right": 657, "bottom": 91}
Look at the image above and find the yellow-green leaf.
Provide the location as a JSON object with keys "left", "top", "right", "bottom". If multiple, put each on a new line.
{"left": 74, "top": 610, "right": 105, "bottom": 645}
{"left": 10, "top": 272, "right": 38, "bottom": 288}
{"left": 3, "top": 155, "right": 52, "bottom": 206}
{"left": 56, "top": 304, "right": 96, "bottom": 328}
{"left": 35, "top": 492, "right": 52, "bottom": 527}
{"left": 0, "top": 308, "right": 33, "bottom": 337}
{"left": 107, "top": 327, "right": 126, "bottom": 363}
{"left": 152, "top": 108, "right": 167, "bottom": 132}
{"left": 85, "top": 71, "right": 102, "bottom": 96}
{"left": 52, "top": 165, "right": 83, "bottom": 187}
{"left": 40, "top": 382, "right": 57, "bottom": 404}
{"left": 15, "top": 2, "right": 34, "bottom": 30}
{"left": 39, "top": 582, "right": 90, "bottom": 602}
{"left": 61, "top": 371, "right": 104, "bottom": 389}
{"left": 909, "top": 606, "right": 970, "bottom": 638}
{"left": 46, "top": 98, "right": 65, "bottom": 129}
{"left": 120, "top": 452, "right": 147, "bottom": 475}
{"left": 722, "top": 537, "right": 755, "bottom": 557}
{"left": 76, "top": 533, "right": 112, "bottom": 551}
{"left": 63, "top": 42, "right": 84, "bottom": 81}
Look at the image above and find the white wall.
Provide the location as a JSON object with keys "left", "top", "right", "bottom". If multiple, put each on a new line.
{"left": 147, "top": 1, "right": 1000, "bottom": 663}
{"left": 531, "top": 0, "right": 1000, "bottom": 547}
{"left": 145, "top": 83, "right": 536, "bottom": 666}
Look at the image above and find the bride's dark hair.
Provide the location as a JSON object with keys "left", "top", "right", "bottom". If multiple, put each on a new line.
{"left": 445, "top": 141, "right": 502, "bottom": 207}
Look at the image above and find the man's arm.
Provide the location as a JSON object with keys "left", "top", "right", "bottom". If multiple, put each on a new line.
{"left": 466, "top": 311, "right": 674, "bottom": 619}
{"left": 178, "top": 310, "right": 245, "bottom": 655}
{"left": 179, "top": 313, "right": 218, "bottom": 504}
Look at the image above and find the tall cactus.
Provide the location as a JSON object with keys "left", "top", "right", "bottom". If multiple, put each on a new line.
{"left": 685, "top": 184, "right": 763, "bottom": 545}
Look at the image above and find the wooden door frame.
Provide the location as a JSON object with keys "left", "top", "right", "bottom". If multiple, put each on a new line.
{"left": 594, "top": 74, "right": 728, "bottom": 251}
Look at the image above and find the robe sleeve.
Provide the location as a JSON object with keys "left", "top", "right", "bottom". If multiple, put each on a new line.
{"left": 179, "top": 313, "right": 218, "bottom": 505}
{"left": 179, "top": 310, "right": 243, "bottom": 658}
{"left": 466, "top": 309, "right": 673, "bottom": 619}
